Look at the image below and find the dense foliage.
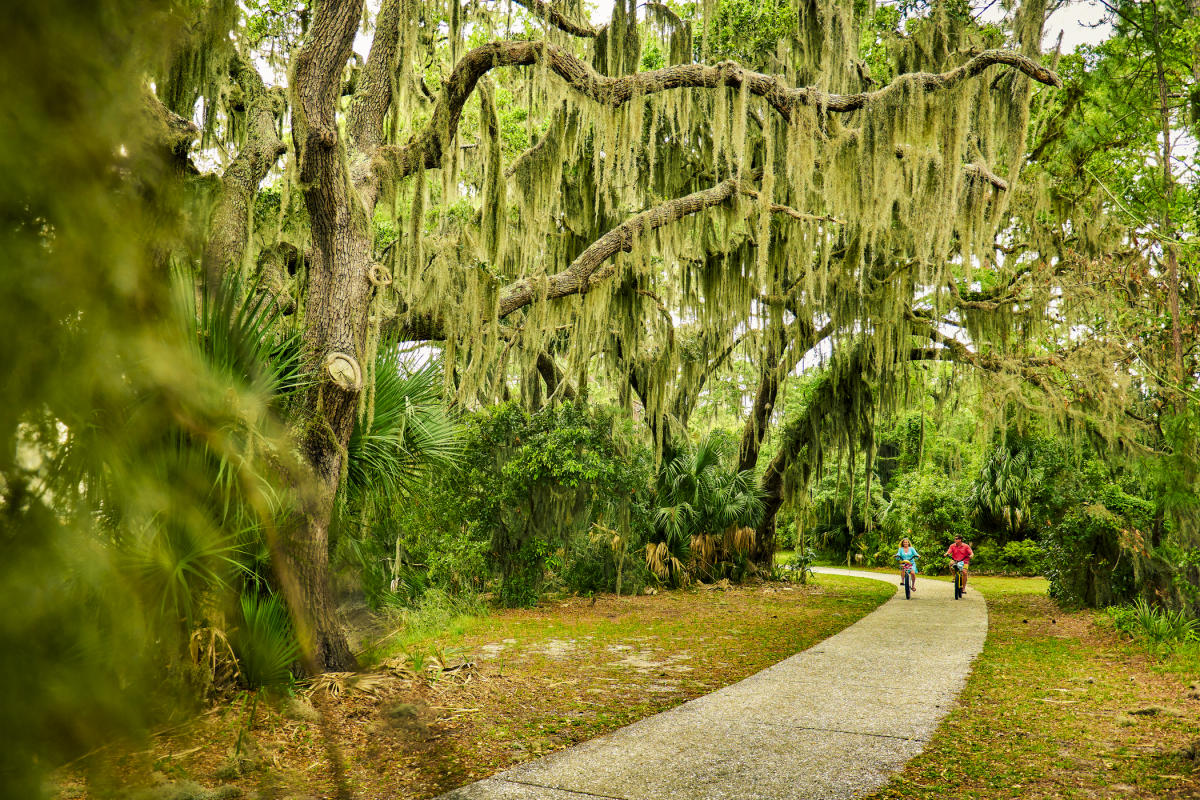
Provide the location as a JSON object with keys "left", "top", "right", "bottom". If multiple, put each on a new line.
{"left": 2, "top": 0, "right": 1198, "bottom": 795}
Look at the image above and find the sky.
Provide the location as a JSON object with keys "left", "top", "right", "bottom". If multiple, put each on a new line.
{"left": 586, "top": 0, "right": 1114, "bottom": 52}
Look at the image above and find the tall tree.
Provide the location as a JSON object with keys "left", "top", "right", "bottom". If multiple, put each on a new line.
{"left": 151, "top": 0, "right": 1063, "bottom": 669}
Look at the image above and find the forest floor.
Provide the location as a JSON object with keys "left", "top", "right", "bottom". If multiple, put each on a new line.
{"left": 55, "top": 573, "right": 1200, "bottom": 800}
{"left": 57, "top": 574, "right": 892, "bottom": 800}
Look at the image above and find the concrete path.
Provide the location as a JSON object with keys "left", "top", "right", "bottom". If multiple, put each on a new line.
{"left": 437, "top": 568, "right": 987, "bottom": 800}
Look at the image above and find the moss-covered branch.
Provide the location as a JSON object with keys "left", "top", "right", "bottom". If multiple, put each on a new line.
{"left": 508, "top": 0, "right": 605, "bottom": 37}
{"left": 497, "top": 178, "right": 741, "bottom": 316}
{"left": 203, "top": 54, "right": 287, "bottom": 284}
{"left": 347, "top": 0, "right": 401, "bottom": 157}
{"left": 140, "top": 88, "right": 198, "bottom": 167}
{"left": 759, "top": 337, "right": 877, "bottom": 537}
{"left": 379, "top": 40, "right": 1062, "bottom": 180}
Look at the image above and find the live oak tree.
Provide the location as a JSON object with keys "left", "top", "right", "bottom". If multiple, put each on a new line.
{"left": 152, "top": 0, "right": 1069, "bottom": 670}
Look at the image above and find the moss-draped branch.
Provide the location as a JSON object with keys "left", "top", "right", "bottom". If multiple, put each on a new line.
{"left": 203, "top": 54, "right": 288, "bottom": 284}
{"left": 496, "top": 178, "right": 833, "bottom": 318}
{"left": 508, "top": 0, "right": 606, "bottom": 37}
{"left": 378, "top": 40, "right": 1062, "bottom": 181}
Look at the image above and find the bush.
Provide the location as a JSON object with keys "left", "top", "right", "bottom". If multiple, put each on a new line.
{"left": 561, "top": 529, "right": 652, "bottom": 596}
{"left": 342, "top": 401, "right": 656, "bottom": 610}
{"left": 464, "top": 402, "right": 654, "bottom": 606}
{"left": 1000, "top": 539, "right": 1043, "bottom": 575}
{"left": 876, "top": 472, "right": 976, "bottom": 574}
{"left": 969, "top": 542, "right": 997, "bottom": 573}
{"left": 335, "top": 469, "right": 490, "bottom": 611}
{"left": 778, "top": 548, "right": 817, "bottom": 582}
{"left": 1043, "top": 503, "right": 1139, "bottom": 607}
{"left": 1107, "top": 598, "right": 1199, "bottom": 654}
{"left": 648, "top": 430, "right": 765, "bottom": 585}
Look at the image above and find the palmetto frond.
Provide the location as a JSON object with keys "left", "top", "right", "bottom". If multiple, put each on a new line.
{"left": 971, "top": 445, "right": 1034, "bottom": 535}
{"left": 172, "top": 269, "right": 307, "bottom": 404}
{"left": 346, "top": 347, "right": 463, "bottom": 500}
{"left": 650, "top": 431, "right": 763, "bottom": 582}
{"left": 232, "top": 591, "right": 299, "bottom": 690}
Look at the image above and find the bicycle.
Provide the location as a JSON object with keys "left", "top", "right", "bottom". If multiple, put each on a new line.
{"left": 951, "top": 559, "right": 967, "bottom": 600}
{"left": 899, "top": 559, "right": 915, "bottom": 600}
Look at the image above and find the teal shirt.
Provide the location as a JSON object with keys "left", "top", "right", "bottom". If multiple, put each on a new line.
{"left": 895, "top": 546, "right": 919, "bottom": 573}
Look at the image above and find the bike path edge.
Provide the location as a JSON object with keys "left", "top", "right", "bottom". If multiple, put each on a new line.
{"left": 435, "top": 567, "right": 988, "bottom": 800}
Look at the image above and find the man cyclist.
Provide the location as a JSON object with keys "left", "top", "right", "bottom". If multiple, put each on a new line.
{"left": 944, "top": 534, "right": 974, "bottom": 592}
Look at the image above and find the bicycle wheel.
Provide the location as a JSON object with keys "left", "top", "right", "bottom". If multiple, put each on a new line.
{"left": 954, "top": 570, "right": 963, "bottom": 600}
{"left": 904, "top": 571, "right": 911, "bottom": 600}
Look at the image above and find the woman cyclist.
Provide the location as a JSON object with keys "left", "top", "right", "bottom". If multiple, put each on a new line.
{"left": 894, "top": 537, "right": 919, "bottom": 591}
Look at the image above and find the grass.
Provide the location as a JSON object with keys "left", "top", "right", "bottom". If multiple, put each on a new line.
{"left": 866, "top": 576, "right": 1200, "bottom": 800}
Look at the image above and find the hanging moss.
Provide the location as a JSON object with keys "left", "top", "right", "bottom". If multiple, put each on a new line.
{"left": 153, "top": 0, "right": 1112, "bottom": 541}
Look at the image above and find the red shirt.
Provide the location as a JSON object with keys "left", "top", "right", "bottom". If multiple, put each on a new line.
{"left": 947, "top": 542, "right": 973, "bottom": 563}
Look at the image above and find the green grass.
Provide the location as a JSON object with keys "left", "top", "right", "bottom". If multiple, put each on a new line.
{"left": 867, "top": 577, "right": 1200, "bottom": 800}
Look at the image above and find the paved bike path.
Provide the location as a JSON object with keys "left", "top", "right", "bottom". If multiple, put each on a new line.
{"left": 438, "top": 568, "right": 988, "bottom": 800}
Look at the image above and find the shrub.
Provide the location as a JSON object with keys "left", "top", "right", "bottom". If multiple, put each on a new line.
{"left": 561, "top": 529, "right": 652, "bottom": 596}
{"left": 1043, "top": 503, "right": 1139, "bottom": 607}
{"left": 969, "top": 542, "right": 997, "bottom": 574}
{"left": 466, "top": 402, "right": 654, "bottom": 606}
{"left": 648, "top": 431, "right": 764, "bottom": 585}
{"left": 1000, "top": 539, "right": 1043, "bottom": 575}
{"left": 1107, "top": 599, "right": 1199, "bottom": 654}
{"left": 230, "top": 592, "right": 298, "bottom": 691}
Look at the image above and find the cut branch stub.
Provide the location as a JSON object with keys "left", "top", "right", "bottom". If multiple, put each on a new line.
{"left": 324, "top": 351, "right": 363, "bottom": 391}
{"left": 369, "top": 264, "right": 393, "bottom": 287}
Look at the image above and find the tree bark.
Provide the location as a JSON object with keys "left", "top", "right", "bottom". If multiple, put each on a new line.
{"left": 286, "top": 0, "right": 369, "bottom": 673}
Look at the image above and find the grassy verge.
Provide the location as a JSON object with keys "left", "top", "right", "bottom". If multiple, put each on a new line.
{"left": 867, "top": 576, "right": 1200, "bottom": 800}
{"left": 62, "top": 574, "right": 891, "bottom": 799}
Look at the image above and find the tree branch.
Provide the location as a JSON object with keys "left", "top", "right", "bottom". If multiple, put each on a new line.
{"left": 738, "top": 187, "right": 845, "bottom": 224}
{"left": 141, "top": 88, "right": 198, "bottom": 168}
{"left": 292, "top": 0, "right": 362, "bottom": 184}
{"left": 508, "top": 0, "right": 606, "bottom": 37}
{"left": 203, "top": 54, "right": 288, "bottom": 284}
{"left": 347, "top": 0, "right": 401, "bottom": 157}
{"left": 496, "top": 177, "right": 846, "bottom": 317}
{"left": 963, "top": 160, "right": 1009, "bottom": 191}
{"left": 379, "top": 41, "right": 1062, "bottom": 180}
{"left": 498, "top": 178, "right": 741, "bottom": 316}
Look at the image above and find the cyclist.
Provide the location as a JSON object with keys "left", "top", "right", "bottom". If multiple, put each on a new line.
{"left": 944, "top": 534, "right": 974, "bottom": 592}
{"left": 894, "top": 537, "right": 919, "bottom": 591}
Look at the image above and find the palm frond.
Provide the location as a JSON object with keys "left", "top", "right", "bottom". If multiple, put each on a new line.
{"left": 347, "top": 346, "right": 464, "bottom": 500}
{"left": 232, "top": 591, "right": 299, "bottom": 690}
{"left": 173, "top": 268, "right": 307, "bottom": 404}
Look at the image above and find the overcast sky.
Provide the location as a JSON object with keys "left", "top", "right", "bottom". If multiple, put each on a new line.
{"left": 586, "top": 0, "right": 1113, "bottom": 52}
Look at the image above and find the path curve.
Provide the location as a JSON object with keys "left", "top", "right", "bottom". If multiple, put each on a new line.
{"left": 438, "top": 568, "right": 987, "bottom": 800}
